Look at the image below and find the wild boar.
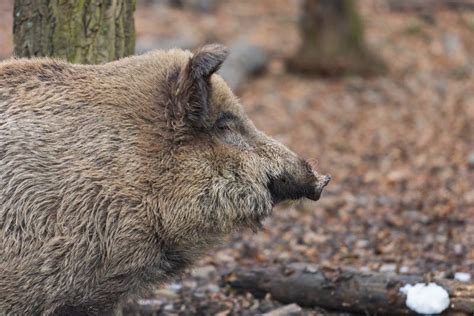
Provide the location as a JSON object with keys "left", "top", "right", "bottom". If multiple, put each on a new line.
{"left": 0, "top": 44, "right": 330, "bottom": 315}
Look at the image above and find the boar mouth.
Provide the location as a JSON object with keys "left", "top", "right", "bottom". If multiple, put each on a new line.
{"left": 267, "top": 171, "right": 330, "bottom": 205}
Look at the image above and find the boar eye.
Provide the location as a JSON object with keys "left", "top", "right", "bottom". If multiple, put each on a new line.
{"left": 216, "top": 118, "right": 230, "bottom": 131}
{"left": 214, "top": 111, "right": 247, "bottom": 146}
{"left": 214, "top": 112, "right": 236, "bottom": 131}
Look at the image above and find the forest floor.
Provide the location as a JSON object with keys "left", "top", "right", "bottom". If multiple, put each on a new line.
{"left": 1, "top": 0, "right": 474, "bottom": 315}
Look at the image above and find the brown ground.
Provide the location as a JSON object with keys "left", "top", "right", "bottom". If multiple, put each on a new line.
{"left": 1, "top": 1, "right": 473, "bottom": 314}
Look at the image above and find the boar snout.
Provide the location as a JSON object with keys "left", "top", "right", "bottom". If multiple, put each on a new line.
{"left": 312, "top": 173, "right": 331, "bottom": 200}
{"left": 267, "top": 159, "right": 331, "bottom": 204}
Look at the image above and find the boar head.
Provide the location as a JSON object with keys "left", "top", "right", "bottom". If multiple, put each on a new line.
{"left": 156, "top": 44, "right": 330, "bottom": 241}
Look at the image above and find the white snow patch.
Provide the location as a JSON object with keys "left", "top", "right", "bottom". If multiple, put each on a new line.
{"left": 400, "top": 283, "right": 450, "bottom": 315}
{"left": 137, "top": 299, "right": 161, "bottom": 306}
{"left": 454, "top": 272, "right": 471, "bottom": 282}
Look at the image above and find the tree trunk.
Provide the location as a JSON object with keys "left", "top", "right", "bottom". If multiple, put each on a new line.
{"left": 225, "top": 263, "right": 474, "bottom": 315}
{"left": 287, "top": 0, "right": 386, "bottom": 76}
{"left": 13, "top": 0, "right": 136, "bottom": 64}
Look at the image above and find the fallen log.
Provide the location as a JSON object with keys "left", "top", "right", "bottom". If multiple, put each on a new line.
{"left": 386, "top": 0, "right": 474, "bottom": 12}
{"left": 225, "top": 263, "right": 474, "bottom": 315}
{"left": 445, "top": 0, "right": 474, "bottom": 10}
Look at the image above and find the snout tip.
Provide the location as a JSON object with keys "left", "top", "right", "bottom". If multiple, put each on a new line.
{"left": 267, "top": 169, "right": 331, "bottom": 205}
{"left": 306, "top": 174, "right": 331, "bottom": 201}
{"left": 322, "top": 175, "right": 331, "bottom": 187}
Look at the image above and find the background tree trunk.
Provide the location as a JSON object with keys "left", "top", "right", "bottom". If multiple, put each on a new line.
{"left": 287, "top": 0, "right": 386, "bottom": 76}
{"left": 13, "top": 0, "right": 136, "bottom": 64}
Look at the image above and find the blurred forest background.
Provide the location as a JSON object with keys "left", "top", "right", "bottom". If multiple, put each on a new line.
{"left": 2, "top": 0, "right": 474, "bottom": 314}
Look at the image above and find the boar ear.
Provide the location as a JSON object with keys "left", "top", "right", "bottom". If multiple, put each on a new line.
{"left": 176, "top": 44, "right": 229, "bottom": 128}
{"left": 187, "top": 44, "right": 228, "bottom": 78}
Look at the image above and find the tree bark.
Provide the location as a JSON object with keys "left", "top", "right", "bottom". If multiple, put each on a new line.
{"left": 225, "top": 263, "right": 474, "bottom": 315}
{"left": 13, "top": 0, "right": 136, "bottom": 64}
{"left": 287, "top": 0, "right": 386, "bottom": 76}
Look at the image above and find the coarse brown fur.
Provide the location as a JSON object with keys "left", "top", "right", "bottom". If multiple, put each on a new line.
{"left": 0, "top": 45, "right": 329, "bottom": 315}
